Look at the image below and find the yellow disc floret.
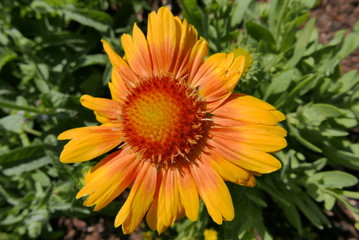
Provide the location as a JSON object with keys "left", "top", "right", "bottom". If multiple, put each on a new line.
{"left": 121, "top": 76, "right": 207, "bottom": 165}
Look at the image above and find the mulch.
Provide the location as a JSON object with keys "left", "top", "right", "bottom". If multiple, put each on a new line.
{"left": 311, "top": 0, "right": 359, "bottom": 73}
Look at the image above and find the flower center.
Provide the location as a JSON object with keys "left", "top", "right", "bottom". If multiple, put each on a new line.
{"left": 121, "top": 76, "right": 207, "bottom": 165}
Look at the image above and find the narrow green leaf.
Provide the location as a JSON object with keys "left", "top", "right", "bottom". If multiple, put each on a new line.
{"left": 289, "top": 126, "right": 322, "bottom": 153}
{"left": 336, "top": 32, "right": 359, "bottom": 60}
{"left": 230, "top": 0, "right": 251, "bottom": 27}
{"left": 2, "top": 156, "right": 50, "bottom": 176}
{"left": 63, "top": 7, "right": 112, "bottom": 32}
{"left": 246, "top": 21, "right": 276, "bottom": 50}
{"left": 322, "top": 144, "right": 359, "bottom": 170}
{"left": 311, "top": 171, "right": 358, "bottom": 188}
{"left": 302, "top": 103, "right": 343, "bottom": 126}
{"left": 74, "top": 54, "right": 107, "bottom": 70}
{"left": 0, "top": 99, "right": 46, "bottom": 113}
{"left": 0, "top": 48, "right": 17, "bottom": 71}
{"left": 0, "top": 114, "right": 24, "bottom": 133}
{"left": 264, "top": 69, "right": 295, "bottom": 100}
{"left": 179, "top": 0, "right": 206, "bottom": 37}
{"left": 342, "top": 190, "right": 359, "bottom": 199}
{"left": 282, "top": 203, "right": 302, "bottom": 234}
{"left": 284, "top": 18, "right": 316, "bottom": 68}
{"left": 323, "top": 193, "right": 336, "bottom": 210}
{"left": 0, "top": 145, "right": 45, "bottom": 164}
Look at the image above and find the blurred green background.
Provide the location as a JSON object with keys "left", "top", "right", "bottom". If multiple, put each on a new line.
{"left": 0, "top": 0, "right": 359, "bottom": 239}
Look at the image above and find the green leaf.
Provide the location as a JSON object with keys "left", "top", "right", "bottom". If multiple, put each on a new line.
{"left": 284, "top": 18, "right": 316, "bottom": 68}
{"left": 279, "top": 13, "right": 310, "bottom": 53}
{"left": 311, "top": 158, "right": 327, "bottom": 171}
{"left": 0, "top": 99, "right": 46, "bottom": 113}
{"left": 73, "top": 54, "right": 107, "bottom": 70}
{"left": 321, "top": 128, "right": 348, "bottom": 137}
{"left": 293, "top": 194, "right": 330, "bottom": 229}
{"left": 301, "top": 103, "right": 343, "bottom": 126}
{"left": 282, "top": 203, "right": 302, "bottom": 234}
{"left": 289, "top": 126, "right": 322, "bottom": 153}
{"left": 230, "top": 0, "right": 251, "bottom": 27}
{"left": 63, "top": 7, "right": 113, "bottom": 32}
{"left": 264, "top": 69, "right": 295, "bottom": 101}
{"left": 0, "top": 114, "right": 24, "bottom": 133}
{"left": 334, "top": 70, "right": 359, "bottom": 95}
{"left": 311, "top": 171, "right": 358, "bottom": 188}
{"left": 322, "top": 144, "right": 359, "bottom": 170}
{"left": 336, "top": 32, "right": 359, "bottom": 60}
{"left": 0, "top": 232, "right": 21, "bottom": 240}
{"left": 323, "top": 192, "right": 336, "bottom": 210}
{"left": 342, "top": 190, "right": 359, "bottom": 199}
{"left": 179, "top": 0, "right": 206, "bottom": 37}
{"left": 246, "top": 21, "right": 276, "bottom": 50}
{"left": 0, "top": 48, "right": 17, "bottom": 71}
{"left": 0, "top": 145, "right": 45, "bottom": 164}
{"left": 31, "top": 170, "right": 51, "bottom": 187}
{"left": 2, "top": 156, "right": 50, "bottom": 176}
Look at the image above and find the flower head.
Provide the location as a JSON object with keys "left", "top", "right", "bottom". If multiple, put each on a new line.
{"left": 58, "top": 6, "right": 287, "bottom": 234}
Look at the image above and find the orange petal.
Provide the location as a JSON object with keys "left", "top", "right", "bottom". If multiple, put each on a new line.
{"left": 212, "top": 93, "right": 285, "bottom": 125}
{"left": 147, "top": 7, "right": 177, "bottom": 76}
{"left": 209, "top": 136, "right": 282, "bottom": 173}
{"left": 191, "top": 53, "right": 245, "bottom": 111}
{"left": 170, "top": 18, "right": 198, "bottom": 78}
{"left": 58, "top": 126, "right": 122, "bottom": 163}
{"left": 204, "top": 151, "right": 256, "bottom": 187}
{"left": 108, "top": 74, "right": 128, "bottom": 103}
{"left": 146, "top": 171, "right": 169, "bottom": 234}
{"left": 146, "top": 171, "right": 160, "bottom": 230}
{"left": 187, "top": 38, "right": 209, "bottom": 81}
{"left": 157, "top": 168, "right": 181, "bottom": 227}
{"left": 176, "top": 165, "right": 199, "bottom": 221}
{"left": 77, "top": 150, "right": 139, "bottom": 210}
{"left": 210, "top": 126, "right": 287, "bottom": 152}
{"left": 115, "top": 161, "right": 157, "bottom": 234}
{"left": 80, "top": 95, "right": 122, "bottom": 120}
{"left": 213, "top": 118, "right": 287, "bottom": 137}
{"left": 121, "top": 23, "right": 153, "bottom": 78}
{"left": 102, "top": 39, "right": 137, "bottom": 97}
{"left": 191, "top": 160, "right": 234, "bottom": 224}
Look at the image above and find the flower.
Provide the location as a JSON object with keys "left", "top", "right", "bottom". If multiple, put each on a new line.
{"left": 204, "top": 229, "right": 218, "bottom": 240}
{"left": 58, "top": 6, "right": 287, "bottom": 234}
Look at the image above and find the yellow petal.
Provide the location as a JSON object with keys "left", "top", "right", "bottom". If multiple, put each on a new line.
{"left": 212, "top": 93, "right": 285, "bottom": 125}
{"left": 157, "top": 168, "right": 182, "bottom": 227}
{"left": 121, "top": 23, "right": 153, "bottom": 78}
{"left": 176, "top": 166, "right": 199, "bottom": 221}
{"left": 115, "top": 161, "right": 157, "bottom": 234}
{"left": 191, "top": 160, "right": 234, "bottom": 224}
{"left": 80, "top": 95, "right": 121, "bottom": 120}
{"left": 205, "top": 151, "right": 256, "bottom": 187}
{"left": 58, "top": 126, "right": 122, "bottom": 163}
{"left": 213, "top": 118, "right": 287, "bottom": 137}
{"left": 191, "top": 54, "right": 245, "bottom": 111}
{"left": 209, "top": 137, "right": 282, "bottom": 173}
{"left": 77, "top": 150, "right": 138, "bottom": 210}
{"left": 147, "top": 7, "right": 177, "bottom": 76}
{"left": 211, "top": 127, "right": 287, "bottom": 152}
{"left": 187, "top": 38, "right": 209, "bottom": 81}
{"left": 171, "top": 18, "right": 198, "bottom": 78}
{"left": 102, "top": 39, "right": 138, "bottom": 89}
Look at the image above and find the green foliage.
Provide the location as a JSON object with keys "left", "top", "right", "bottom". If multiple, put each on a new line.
{"left": 1, "top": 0, "right": 359, "bottom": 239}
{"left": 179, "top": 0, "right": 359, "bottom": 239}
{"left": 0, "top": 0, "right": 148, "bottom": 238}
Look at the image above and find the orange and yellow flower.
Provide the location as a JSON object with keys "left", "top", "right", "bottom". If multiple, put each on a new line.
{"left": 58, "top": 6, "right": 287, "bottom": 234}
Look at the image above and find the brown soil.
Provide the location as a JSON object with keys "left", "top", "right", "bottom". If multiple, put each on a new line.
{"left": 311, "top": 0, "right": 359, "bottom": 73}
